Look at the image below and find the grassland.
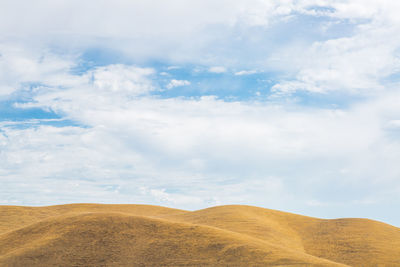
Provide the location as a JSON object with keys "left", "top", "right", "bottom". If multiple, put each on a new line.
{"left": 0, "top": 204, "right": 399, "bottom": 266}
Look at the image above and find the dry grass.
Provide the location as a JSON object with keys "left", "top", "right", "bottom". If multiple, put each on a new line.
{"left": 0, "top": 204, "right": 399, "bottom": 266}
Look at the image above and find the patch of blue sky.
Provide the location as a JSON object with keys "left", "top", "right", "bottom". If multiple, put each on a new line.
{"left": 141, "top": 16, "right": 364, "bottom": 103}
{"left": 35, "top": 119, "right": 84, "bottom": 128}
{"left": 0, "top": 97, "right": 84, "bottom": 130}
{"left": 0, "top": 100, "right": 59, "bottom": 121}
{"left": 150, "top": 64, "right": 365, "bottom": 109}
{"left": 0, "top": 82, "right": 61, "bottom": 121}
{"left": 153, "top": 66, "right": 278, "bottom": 101}
{"left": 0, "top": 118, "right": 83, "bottom": 131}
{"left": 286, "top": 90, "right": 368, "bottom": 109}
{"left": 70, "top": 47, "right": 133, "bottom": 75}
{"left": 272, "top": 12, "right": 362, "bottom": 41}
{"left": 70, "top": 51, "right": 316, "bottom": 105}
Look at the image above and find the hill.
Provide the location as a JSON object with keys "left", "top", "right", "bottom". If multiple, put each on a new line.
{"left": 0, "top": 204, "right": 399, "bottom": 266}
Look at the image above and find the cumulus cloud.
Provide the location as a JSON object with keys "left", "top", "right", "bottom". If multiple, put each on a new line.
{"left": 90, "top": 65, "right": 155, "bottom": 94}
{"left": 268, "top": 1, "right": 400, "bottom": 96}
{"left": 166, "top": 79, "right": 191, "bottom": 89}
{"left": 234, "top": 70, "right": 257, "bottom": 76}
{"left": 0, "top": 43, "right": 75, "bottom": 96}
{"left": 208, "top": 66, "right": 227, "bottom": 73}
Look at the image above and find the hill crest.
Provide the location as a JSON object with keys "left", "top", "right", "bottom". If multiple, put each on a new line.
{"left": 1, "top": 204, "right": 399, "bottom": 266}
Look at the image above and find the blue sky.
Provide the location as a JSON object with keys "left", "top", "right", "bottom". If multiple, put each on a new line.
{"left": 1, "top": 0, "right": 400, "bottom": 226}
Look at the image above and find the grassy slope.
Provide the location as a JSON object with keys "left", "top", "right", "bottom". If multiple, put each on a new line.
{"left": 0, "top": 212, "right": 343, "bottom": 267}
{"left": 1, "top": 204, "right": 399, "bottom": 266}
{"left": 165, "top": 205, "right": 400, "bottom": 266}
{"left": 0, "top": 203, "right": 187, "bottom": 234}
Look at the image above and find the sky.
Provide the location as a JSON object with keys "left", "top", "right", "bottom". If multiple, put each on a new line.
{"left": 1, "top": 0, "right": 400, "bottom": 226}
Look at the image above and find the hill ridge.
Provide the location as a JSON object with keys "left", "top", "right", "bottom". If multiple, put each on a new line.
{"left": 1, "top": 204, "right": 399, "bottom": 266}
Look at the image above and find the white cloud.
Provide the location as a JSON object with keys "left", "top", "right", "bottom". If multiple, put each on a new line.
{"left": 208, "top": 66, "right": 227, "bottom": 73}
{"left": 0, "top": 43, "right": 75, "bottom": 96}
{"left": 234, "top": 70, "right": 258, "bottom": 76}
{"left": 268, "top": 1, "right": 400, "bottom": 96}
{"left": 167, "top": 66, "right": 181, "bottom": 70}
{"left": 0, "top": 0, "right": 297, "bottom": 66}
{"left": 2, "top": 0, "right": 399, "bottom": 83}
{"left": 271, "top": 34, "right": 399, "bottom": 95}
{"left": 166, "top": 79, "right": 191, "bottom": 89}
{"left": 90, "top": 64, "right": 155, "bottom": 94}
{"left": 2, "top": 63, "right": 400, "bottom": 214}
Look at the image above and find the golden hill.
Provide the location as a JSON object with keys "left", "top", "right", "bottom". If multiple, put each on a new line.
{"left": 0, "top": 204, "right": 399, "bottom": 266}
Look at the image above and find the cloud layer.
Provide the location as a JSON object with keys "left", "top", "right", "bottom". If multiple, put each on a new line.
{"left": 1, "top": 0, "right": 400, "bottom": 225}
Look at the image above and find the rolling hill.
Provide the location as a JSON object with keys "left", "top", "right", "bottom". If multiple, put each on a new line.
{"left": 0, "top": 204, "right": 399, "bottom": 266}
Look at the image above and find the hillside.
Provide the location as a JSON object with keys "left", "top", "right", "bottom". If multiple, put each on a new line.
{"left": 0, "top": 204, "right": 399, "bottom": 266}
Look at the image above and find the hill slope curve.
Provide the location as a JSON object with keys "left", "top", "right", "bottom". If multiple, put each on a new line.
{"left": 1, "top": 204, "right": 399, "bottom": 266}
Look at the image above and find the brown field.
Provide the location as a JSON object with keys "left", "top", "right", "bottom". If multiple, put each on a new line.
{"left": 0, "top": 204, "right": 399, "bottom": 266}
